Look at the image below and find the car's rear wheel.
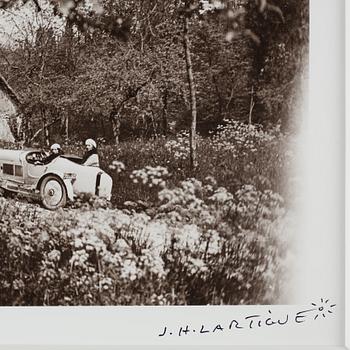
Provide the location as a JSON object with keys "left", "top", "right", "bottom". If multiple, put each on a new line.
{"left": 40, "top": 175, "right": 67, "bottom": 210}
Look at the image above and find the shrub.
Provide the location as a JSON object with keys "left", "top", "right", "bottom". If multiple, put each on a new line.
{"left": 0, "top": 177, "right": 289, "bottom": 305}
{"left": 65, "top": 121, "right": 292, "bottom": 207}
{"left": 0, "top": 121, "right": 294, "bottom": 305}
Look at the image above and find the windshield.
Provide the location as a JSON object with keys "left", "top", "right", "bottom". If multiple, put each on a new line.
{"left": 26, "top": 151, "right": 47, "bottom": 164}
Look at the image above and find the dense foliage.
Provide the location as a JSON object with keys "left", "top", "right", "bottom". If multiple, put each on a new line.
{"left": 0, "top": 121, "right": 295, "bottom": 305}
{"left": 0, "top": 0, "right": 308, "bottom": 144}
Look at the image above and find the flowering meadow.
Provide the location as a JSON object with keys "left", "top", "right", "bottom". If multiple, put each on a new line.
{"left": 0, "top": 121, "right": 296, "bottom": 305}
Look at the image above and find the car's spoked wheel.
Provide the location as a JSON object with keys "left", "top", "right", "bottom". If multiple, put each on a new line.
{"left": 40, "top": 176, "right": 67, "bottom": 210}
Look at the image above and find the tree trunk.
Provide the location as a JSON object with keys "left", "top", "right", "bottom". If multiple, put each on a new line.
{"left": 16, "top": 115, "right": 23, "bottom": 139}
{"left": 0, "top": 73, "right": 21, "bottom": 108}
{"left": 150, "top": 111, "right": 158, "bottom": 138}
{"left": 44, "top": 122, "right": 50, "bottom": 146}
{"left": 249, "top": 85, "right": 255, "bottom": 125}
{"left": 41, "top": 108, "right": 50, "bottom": 146}
{"left": 183, "top": 15, "right": 198, "bottom": 171}
{"left": 162, "top": 89, "right": 168, "bottom": 136}
{"left": 24, "top": 115, "right": 31, "bottom": 144}
{"left": 110, "top": 113, "right": 121, "bottom": 144}
{"left": 65, "top": 115, "right": 69, "bottom": 142}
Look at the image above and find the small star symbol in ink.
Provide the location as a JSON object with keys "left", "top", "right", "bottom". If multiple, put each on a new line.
{"left": 311, "top": 298, "right": 336, "bottom": 320}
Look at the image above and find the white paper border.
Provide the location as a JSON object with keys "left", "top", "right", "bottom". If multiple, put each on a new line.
{"left": 345, "top": 0, "right": 349, "bottom": 348}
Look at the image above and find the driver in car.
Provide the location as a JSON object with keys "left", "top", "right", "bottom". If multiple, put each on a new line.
{"left": 35, "top": 143, "right": 63, "bottom": 165}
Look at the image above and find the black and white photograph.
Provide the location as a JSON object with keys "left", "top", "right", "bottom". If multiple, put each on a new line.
{"left": 0, "top": 0, "right": 309, "bottom": 306}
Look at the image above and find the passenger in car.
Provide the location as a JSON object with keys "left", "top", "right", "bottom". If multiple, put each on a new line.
{"left": 82, "top": 139, "right": 100, "bottom": 167}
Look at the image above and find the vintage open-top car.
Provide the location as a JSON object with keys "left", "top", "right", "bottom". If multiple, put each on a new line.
{"left": 0, "top": 149, "right": 113, "bottom": 210}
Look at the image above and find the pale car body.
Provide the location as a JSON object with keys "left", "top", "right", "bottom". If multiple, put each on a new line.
{"left": 0, "top": 149, "right": 113, "bottom": 210}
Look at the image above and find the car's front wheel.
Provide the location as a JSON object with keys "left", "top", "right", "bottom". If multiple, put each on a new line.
{"left": 40, "top": 175, "right": 67, "bottom": 210}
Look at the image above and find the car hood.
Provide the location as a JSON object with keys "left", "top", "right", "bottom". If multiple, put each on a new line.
{"left": 0, "top": 149, "right": 29, "bottom": 163}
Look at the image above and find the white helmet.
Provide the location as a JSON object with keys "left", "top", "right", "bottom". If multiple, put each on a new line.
{"left": 85, "top": 138, "right": 97, "bottom": 148}
{"left": 50, "top": 143, "right": 61, "bottom": 151}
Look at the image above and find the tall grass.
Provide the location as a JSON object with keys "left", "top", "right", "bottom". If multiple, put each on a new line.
{"left": 0, "top": 121, "right": 295, "bottom": 305}
{"left": 64, "top": 121, "right": 292, "bottom": 208}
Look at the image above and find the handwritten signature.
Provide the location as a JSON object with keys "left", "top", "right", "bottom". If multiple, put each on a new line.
{"left": 158, "top": 298, "right": 336, "bottom": 337}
